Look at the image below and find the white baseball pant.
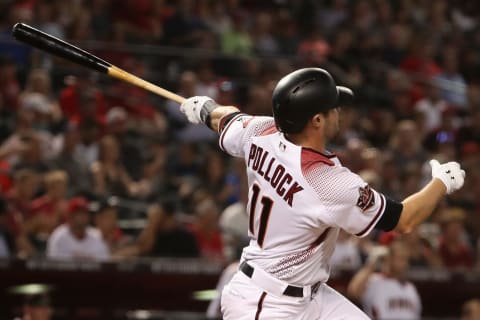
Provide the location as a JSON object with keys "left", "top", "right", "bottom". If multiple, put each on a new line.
{"left": 221, "top": 269, "right": 370, "bottom": 319}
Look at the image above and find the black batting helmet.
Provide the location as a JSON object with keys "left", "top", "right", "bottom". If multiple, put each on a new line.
{"left": 272, "top": 68, "right": 353, "bottom": 133}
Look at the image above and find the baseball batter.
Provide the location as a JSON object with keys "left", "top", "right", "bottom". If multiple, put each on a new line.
{"left": 180, "top": 68, "right": 465, "bottom": 319}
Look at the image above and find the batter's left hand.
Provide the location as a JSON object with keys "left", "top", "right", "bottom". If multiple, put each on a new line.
{"left": 429, "top": 159, "right": 466, "bottom": 194}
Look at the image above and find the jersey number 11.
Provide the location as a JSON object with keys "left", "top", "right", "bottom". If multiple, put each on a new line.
{"left": 249, "top": 183, "right": 274, "bottom": 248}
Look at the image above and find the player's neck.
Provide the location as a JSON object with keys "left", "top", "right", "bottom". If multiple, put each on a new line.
{"left": 285, "top": 132, "right": 327, "bottom": 153}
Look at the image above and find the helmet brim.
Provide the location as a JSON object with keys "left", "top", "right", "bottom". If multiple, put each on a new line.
{"left": 337, "top": 86, "right": 354, "bottom": 107}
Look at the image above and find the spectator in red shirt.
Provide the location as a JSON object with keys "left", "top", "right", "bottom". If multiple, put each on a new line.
{"left": 59, "top": 74, "right": 108, "bottom": 126}
{"left": 0, "top": 159, "right": 12, "bottom": 193}
{"left": 400, "top": 38, "right": 442, "bottom": 103}
{"left": 28, "top": 170, "right": 69, "bottom": 253}
{"left": 189, "top": 197, "right": 224, "bottom": 261}
{"left": 437, "top": 207, "right": 474, "bottom": 270}
{"left": 5, "top": 168, "right": 39, "bottom": 234}
{"left": 5, "top": 168, "right": 39, "bottom": 257}
{"left": 107, "top": 58, "right": 157, "bottom": 120}
{"left": 0, "top": 56, "right": 21, "bottom": 110}
{"left": 112, "top": 0, "right": 156, "bottom": 39}
{"left": 401, "top": 38, "right": 442, "bottom": 79}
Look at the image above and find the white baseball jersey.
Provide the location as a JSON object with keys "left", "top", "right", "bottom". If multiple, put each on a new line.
{"left": 219, "top": 115, "right": 386, "bottom": 286}
{"left": 47, "top": 224, "right": 110, "bottom": 261}
{"left": 362, "top": 273, "right": 422, "bottom": 320}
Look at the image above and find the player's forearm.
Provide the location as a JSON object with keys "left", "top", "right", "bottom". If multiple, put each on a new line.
{"left": 395, "top": 179, "right": 446, "bottom": 233}
{"left": 347, "top": 263, "right": 375, "bottom": 301}
{"left": 210, "top": 106, "right": 241, "bottom": 132}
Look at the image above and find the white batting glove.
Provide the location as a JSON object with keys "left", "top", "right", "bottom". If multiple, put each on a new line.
{"left": 429, "top": 159, "right": 466, "bottom": 194}
{"left": 180, "top": 96, "right": 215, "bottom": 124}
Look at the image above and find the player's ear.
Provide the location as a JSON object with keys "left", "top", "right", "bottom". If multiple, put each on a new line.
{"left": 311, "top": 114, "right": 324, "bottom": 129}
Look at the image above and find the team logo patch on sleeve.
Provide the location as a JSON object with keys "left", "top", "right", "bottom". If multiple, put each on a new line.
{"left": 356, "top": 185, "right": 375, "bottom": 211}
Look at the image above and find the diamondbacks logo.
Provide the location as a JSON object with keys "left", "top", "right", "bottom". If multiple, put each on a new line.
{"left": 356, "top": 185, "right": 375, "bottom": 211}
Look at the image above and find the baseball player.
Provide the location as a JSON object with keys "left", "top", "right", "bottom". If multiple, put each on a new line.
{"left": 179, "top": 68, "right": 466, "bottom": 319}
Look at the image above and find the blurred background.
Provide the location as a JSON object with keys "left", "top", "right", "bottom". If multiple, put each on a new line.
{"left": 0, "top": 0, "right": 479, "bottom": 319}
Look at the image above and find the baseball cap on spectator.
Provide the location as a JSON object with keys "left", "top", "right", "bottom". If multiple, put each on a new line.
{"left": 68, "top": 197, "right": 90, "bottom": 215}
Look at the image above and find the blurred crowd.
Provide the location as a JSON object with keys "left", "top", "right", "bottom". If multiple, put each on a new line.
{"left": 0, "top": 0, "right": 479, "bottom": 277}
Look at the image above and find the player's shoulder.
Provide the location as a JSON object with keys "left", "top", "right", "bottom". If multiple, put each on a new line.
{"left": 244, "top": 116, "right": 277, "bottom": 136}
{"left": 223, "top": 115, "right": 276, "bottom": 135}
{"left": 301, "top": 147, "right": 336, "bottom": 172}
{"left": 301, "top": 149, "right": 361, "bottom": 190}
{"left": 219, "top": 115, "right": 276, "bottom": 153}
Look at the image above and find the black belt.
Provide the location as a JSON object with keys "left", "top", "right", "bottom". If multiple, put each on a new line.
{"left": 240, "top": 262, "right": 320, "bottom": 298}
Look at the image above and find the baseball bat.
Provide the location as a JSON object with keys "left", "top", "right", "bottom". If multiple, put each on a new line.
{"left": 11, "top": 23, "right": 185, "bottom": 104}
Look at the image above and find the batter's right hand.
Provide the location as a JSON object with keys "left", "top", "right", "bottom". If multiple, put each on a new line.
{"left": 429, "top": 159, "right": 465, "bottom": 194}
{"left": 180, "top": 96, "right": 214, "bottom": 124}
